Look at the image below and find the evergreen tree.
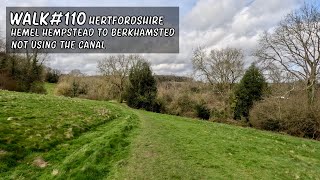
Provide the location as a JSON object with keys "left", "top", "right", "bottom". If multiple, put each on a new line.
{"left": 125, "top": 60, "right": 158, "bottom": 111}
{"left": 233, "top": 64, "right": 267, "bottom": 122}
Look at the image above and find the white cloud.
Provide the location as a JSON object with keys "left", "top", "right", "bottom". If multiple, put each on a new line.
{"left": 231, "top": 0, "right": 302, "bottom": 38}
{"left": 183, "top": 0, "right": 247, "bottom": 30}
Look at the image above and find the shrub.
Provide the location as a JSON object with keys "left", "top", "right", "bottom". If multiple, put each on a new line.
{"left": 157, "top": 81, "right": 227, "bottom": 119}
{"left": 250, "top": 94, "right": 320, "bottom": 139}
{"left": 55, "top": 81, "right": 72, "bottom": 97}
{"left": 82, "top": 78, "right": 115, "bottom": 100}
{"left": 70, "top": 79, "right": 81, "bottom": 97}
{"left": 168, "top": 93, "right": 197, "bottom": 117}
{"left": 55, "top": 75, "right": 122, "bottom": 100}
{"left": 195, "top": 103, "right": 210, "bottom": 120}
{"left": 0, "top": 70, "right": 17, "bottom": 91}
{"left": 45, "top": 68, "right": 61, "bottom": 83}
{"left": 55, "top": 77, "right": 88, "bottom": 98}
{"left": 233, "top": 64, "right": 267, "bottom": 121}
{"left": 125, "top": 60, "right": 158, "bottom": 112}
{"left": 210, "top": 108, "right": 228, "bottom": 121}
{"left": 30, "top": 82, "right": 46, "bottom": 94}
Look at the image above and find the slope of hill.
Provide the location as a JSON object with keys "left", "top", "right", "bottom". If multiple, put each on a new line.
{"left": 0, "top": 90, "right": 138, "bottom": 179}
{"left": 118, "top": 110, "right": 320, "bottom": 179}
{"left": 0, "top": 90, "right": 320, "bottom": 179}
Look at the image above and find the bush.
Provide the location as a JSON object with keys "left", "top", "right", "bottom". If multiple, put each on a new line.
{"left": 250, "top": 94, "right": 320, "bottom": 139}
{"left": 249, "top": 99, "right": 281, "bottom": 131}
{"left": 233, "top": 64, "right": 267, "bottom": 121}
{"left": 167, "top": 93, "right": 197, "bottom": 117}
{"left": 195, "top": 103, "right": 210, "bottom": 120}
{"left": 55, "top": 77, "right": 88, "bottom": 98}
{"left": 45, "top": 68, "right": 61, "bottom": 83}
{"left": 157, "top": 81, "right": 227, "bottom": 119}
{"left": 0, "top": 70, "right": 17, "bottom": 91}
{"left": 151, "top": 98, "right": 166, "bottom": 113}
{"left": 210, "top": 108, "right": 228, "bottom": 121}
{"left": 125, "top": 60, "right": 158, "bottom": 112}
{"left": 55, "top": 75, "right": 125, "bottom": 100}
{"left": 30, "top": 82, "right": 46, "bottom": 94}
{"left": 55, "top": 81, "right": 72, "bottom": 96}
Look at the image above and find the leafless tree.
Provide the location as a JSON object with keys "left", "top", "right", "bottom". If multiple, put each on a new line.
{"left": 69, "top": 69, "right": 84, "bottom": 77}
{"left": 256, "top": 3, "right": 320, "bottom": 106}
{"left": 97, "top": 54, "right": 143, "bottom": 102}
{"left": 192, "top": 47, "right": 244, "bottom": 116}
{"left": 192, "top": 47, "right": 244, "bottom": 92}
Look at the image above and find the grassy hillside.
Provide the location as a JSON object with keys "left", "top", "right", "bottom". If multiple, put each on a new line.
{"left": 118, "top": 111, "right": 320, "bottom": 179}
{"left": 1, "top": 90, "right": 320, "bottom": 179}
{"left": 0, "top": 90, "right": 138, "bottom": 179}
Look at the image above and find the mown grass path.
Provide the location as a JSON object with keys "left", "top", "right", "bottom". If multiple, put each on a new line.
{"left": 118, "top": 109, "right": 320, "bottom": 180}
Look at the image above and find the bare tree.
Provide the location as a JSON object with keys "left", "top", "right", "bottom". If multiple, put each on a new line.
{"left": 97, "top": 54, "right": 143, "bottom": 102}
{"left": 69, "top": 69, "right": 84, "bottom": 77}
{"left": 192, "top": 47, "right": 244, "bottom": 116}
{"left": 256, "top": 3, "right": 320, "bottom": 106}
{"left": 192, "top": 47, "right": 244, "bottom": 92}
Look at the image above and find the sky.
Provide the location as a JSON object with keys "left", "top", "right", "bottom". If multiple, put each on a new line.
{"left": 0, "top": 0, "right": 314, "bottom": 76}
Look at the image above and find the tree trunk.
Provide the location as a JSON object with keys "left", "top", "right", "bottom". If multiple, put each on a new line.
{"left": 119, "top": 92, "right": 123, "bottom": 103}
{"left": 307, "top": 71, "right": 316, "bottom": 107}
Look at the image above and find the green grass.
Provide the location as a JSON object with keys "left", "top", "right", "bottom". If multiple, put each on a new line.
{"left": 118, "top": 110, "right": 320, "bottom": 180}
{"left": 1, "top": 90, "right": 320, "bottom": 179}
{"left": 0, "top": 90, "right": 138, "bottom": 179}
{"left": 44, "top": 83, "right": 57, "bottom": 95}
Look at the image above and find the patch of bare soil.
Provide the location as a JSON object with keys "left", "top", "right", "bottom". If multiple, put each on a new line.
{"left": 32, "top": 157, "right": 48, "bottom": 168}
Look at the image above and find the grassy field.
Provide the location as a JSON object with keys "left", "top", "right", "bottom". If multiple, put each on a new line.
{"left": 119, "top": 110, "right": 320, "bottom": 179}
{"left": 0, "top": 90, "right": 138, "bottom": 179}
{"left": 44, "top": 83, "right": 56, "bottom": 95}
{"left": 0, "top": 90, "right": 320, "bottom": 179}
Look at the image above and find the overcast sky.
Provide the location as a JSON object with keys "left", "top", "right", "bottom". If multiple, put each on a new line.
{"left": 0, "top": 0, "right": 315, "bottom": 76}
